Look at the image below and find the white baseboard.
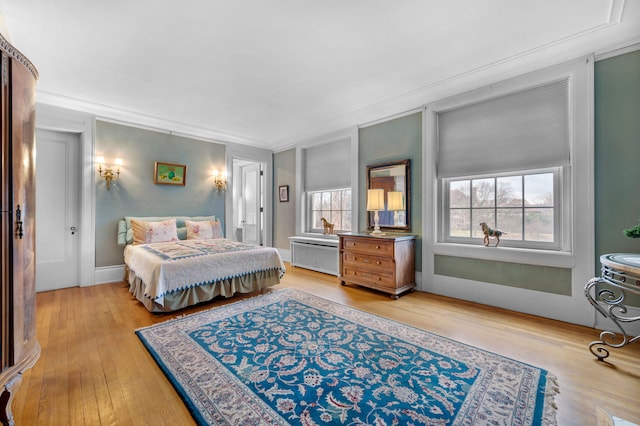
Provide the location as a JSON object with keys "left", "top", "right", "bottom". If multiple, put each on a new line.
{"left": 278, "top": 248, "right": 291, "bottom": 263}
{"left": 94, "top": 265, "right": 125, "bottom": 285}
{"left": 426, "top": 275, "right": 594, "bottom": 326}
{"left": 91, "top": 263, "right": 637, "bottom": 336}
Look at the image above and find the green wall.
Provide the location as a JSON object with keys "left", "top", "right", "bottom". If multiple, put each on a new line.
{"left": 435, "top": 255, "right": 571, "bottom": 295}
{"left": 262, "top": 53, "right": 638, "bottom": 302}
{"left": 594, "top": 50, "right": 640, "bottom": 305}
{"left": 273, "top": 148, "right": 296, "bottom": 249}
{"left": 594, "top": 50, "right": 640, "bottom": 272}
{"left": 95, "top": 120, "right": 226, "bottom": 267}
{"left": 434, "top": 255, "right": 572, "bottom": 293}
{"left": 359, "top": 112, "right": 423, "bottom": 271}
{"left": 432, "top": 49, "right": 640, "bottom": 295}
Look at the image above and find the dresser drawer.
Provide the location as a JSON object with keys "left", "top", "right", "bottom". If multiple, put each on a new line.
{"left": 341, "top": 237, "right": 393, "bottom": 257}
{"left": 342, "top": 253, "right": 393, "bottom": 272}
{"left": 342, "top": 266, "right": 395, "bottom": 289}
{"left": 339, "top": 233, "right": 416, "bottom": 299}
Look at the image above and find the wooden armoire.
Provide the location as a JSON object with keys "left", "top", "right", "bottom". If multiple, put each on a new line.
{"left": 0, "top": 33, "right": 40, "bottom": 425}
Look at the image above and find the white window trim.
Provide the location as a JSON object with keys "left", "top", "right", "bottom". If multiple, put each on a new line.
{"left": 306, "top": 188, "right": 353, "bottom": 235}
{"left": 422, "top": 55, "right": 595, "bottom": 328}
{"left": 294, "top": 127, "right": 359, "bottom": 239}
{"left": 432, "top": 242, "right": 577, "bottom": 268}
{"left": 439, "top": 167, "right": 565, "bottom": 252}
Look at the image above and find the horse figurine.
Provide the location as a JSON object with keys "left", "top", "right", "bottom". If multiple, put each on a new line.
{"left": 480, "top": 222, "right": 505, "bottom": 247}
{"left": 321, "top": 217, "right": 334, "bottom": 235}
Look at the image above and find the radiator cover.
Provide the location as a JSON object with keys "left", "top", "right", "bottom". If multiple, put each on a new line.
{"left": 290, "top": 237, "right": 339, "bottom": 276}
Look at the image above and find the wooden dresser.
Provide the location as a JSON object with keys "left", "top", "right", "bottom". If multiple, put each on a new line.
{"left": 338, "top": 232, "right": 415, "bottom": 299}
{"left": 1, "top": 33, "right": 40, "bottom": 425}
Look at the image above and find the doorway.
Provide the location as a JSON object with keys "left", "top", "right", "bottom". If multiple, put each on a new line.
{"left": 35, "top": 129, "right": 81, "bottom": 291}
{"left": 232, "top": 159, "right": 265, "bottom": 245}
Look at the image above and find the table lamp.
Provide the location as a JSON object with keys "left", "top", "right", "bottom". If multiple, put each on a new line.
{"left": 387, "top": 191, "right": 404, "bottom": 226}
{"left": 367, "top": 188, "right": 385, "bottom": 235}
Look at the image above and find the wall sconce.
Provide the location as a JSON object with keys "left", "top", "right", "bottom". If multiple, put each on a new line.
{"left": 97, "top": 156, "right": 123, "bottom": 190}
{"left": 213, "top": 170, "right": 227, "bottom": 193}
{"left": 387, "top": 191, "right": 405, "bottom": 226}
{"left": 366, "top": 188, "right": 385, "bottom": 235}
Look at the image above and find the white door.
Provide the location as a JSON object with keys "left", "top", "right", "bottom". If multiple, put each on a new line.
{"left": 35, "top": 129, "right": 80, "bottom": 291}
{"left": 241, "top": 163, "right": 262, "bottom": 245}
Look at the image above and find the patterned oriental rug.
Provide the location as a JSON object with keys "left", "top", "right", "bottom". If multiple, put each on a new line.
{"left": 136, "top": 289, "right": 558, "bottom": 425}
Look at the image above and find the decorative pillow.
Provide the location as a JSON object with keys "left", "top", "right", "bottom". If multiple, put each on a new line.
{"left": 211, "top": 219, "right": 223, "bottom": 238}
{"left": 122, "top": 215, "right": 216, "bottom": 245}
{"left": 131, "top": 219, "right": 179, "bottom": 244}
{"left": 186, "top": 219, "right": 223, "bottom": 240}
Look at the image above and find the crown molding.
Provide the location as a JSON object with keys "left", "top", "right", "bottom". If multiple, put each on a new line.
{"left": 274, "top": 4, "right": 640, "bottom": 148}
{"left": 595, "top": 42, "right": 640, "bottom": 61}
{"left": 29, "top": 0, "right": 640, "bottom": 152}
{"left": 36, "top": 90, "right": 271, "bottom": 149}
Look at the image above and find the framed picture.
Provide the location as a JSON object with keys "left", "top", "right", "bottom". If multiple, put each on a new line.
{"left": 279, "top": 185, "right": 289, "bottom": 202}
{"left": 154, "top": 161, "right": 186, "bottom": 186}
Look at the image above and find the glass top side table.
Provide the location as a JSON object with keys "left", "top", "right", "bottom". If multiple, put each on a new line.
{"left": 584, "top": 253, "right": 640, "bottom": 361}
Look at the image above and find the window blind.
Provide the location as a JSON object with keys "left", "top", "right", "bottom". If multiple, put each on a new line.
{"left": 304, "top": 138, "right": 351, "bottom": 191}
{"left": 437, "top": 78, "right": 570, "bottom": 178}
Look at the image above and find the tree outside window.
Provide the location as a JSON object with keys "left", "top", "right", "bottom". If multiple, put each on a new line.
{"left": 447, "top": 171, "right": 556, "bottom": 246}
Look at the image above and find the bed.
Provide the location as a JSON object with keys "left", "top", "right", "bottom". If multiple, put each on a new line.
{"left": 118, "top": 215, "right": 285, "bottom": 312}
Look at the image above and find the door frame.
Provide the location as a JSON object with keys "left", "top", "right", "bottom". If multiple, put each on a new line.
{"left": 35, "top": 128, "right": 81, "bottom": 291}
{"left": 238, "top": 160, "right": 263, "bottom": 245}
{"left": 36, "top": 104, "right": 95, "bottom": 287}
{"left": 225, "top": 144, "right": 273, "bottom": 248}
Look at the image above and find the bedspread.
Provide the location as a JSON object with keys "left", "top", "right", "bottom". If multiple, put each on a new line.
{"left": 124, "top": 239, "right": 285, "bottom": 307}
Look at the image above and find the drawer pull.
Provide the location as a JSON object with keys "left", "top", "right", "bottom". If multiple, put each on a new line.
{"left": 376, "top": 245, "right": 380, "bottom": 249}
{"left": 376, "top": 261, "right": 381, "bottom": 265}
{"left": 352, "top": 272, "right": 357, "bottom": 275}
{"left": 377, "top": 276, "right": 382, "bottom": 281}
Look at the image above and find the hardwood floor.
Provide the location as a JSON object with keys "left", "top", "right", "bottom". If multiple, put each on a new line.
{"left": 11, "top": 264, "right": 640, "bottom": 425}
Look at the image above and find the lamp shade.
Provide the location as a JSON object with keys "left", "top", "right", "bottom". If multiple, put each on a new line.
{"left": 366, "top": 188, "right": 385, "bottom": 211}
{"left": 387, "top": 191, "right": 404, "bottom": 211}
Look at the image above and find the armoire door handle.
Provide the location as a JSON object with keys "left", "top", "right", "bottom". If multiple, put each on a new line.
{"left": 16, "top": 205, "right": 23, "bottom": 239}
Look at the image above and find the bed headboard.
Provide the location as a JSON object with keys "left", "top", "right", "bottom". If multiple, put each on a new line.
{"left": 117, "top": 215, "right": 216, "bottom": 246}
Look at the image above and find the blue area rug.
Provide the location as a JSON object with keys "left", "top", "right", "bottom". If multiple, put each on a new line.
{"left": 136, "top": 289, "right": 558, "bottom": 425}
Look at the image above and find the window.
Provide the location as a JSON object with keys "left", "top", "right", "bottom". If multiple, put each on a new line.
{"left": 433, "top": 77, "right": 572, "bottom": 253}
{"left": 444, "top": 169, "right": 560, "bottom": 249}
{"left": 308, "top": 188, "right": 352, "bottom": 234}
{"left": 301, "top": 138, "right": 352, "bottom": 235}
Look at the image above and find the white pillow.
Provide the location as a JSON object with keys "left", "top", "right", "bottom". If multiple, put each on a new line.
{"left": 131, "top": 219, "right": 179, "bottom": 244}
{"left": 185, "top": 219, "right": 223, "bottom": 240}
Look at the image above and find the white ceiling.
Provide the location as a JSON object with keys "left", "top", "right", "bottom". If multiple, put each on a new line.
{"left": 1, "top": 1, "right": 639, "bottom": 150}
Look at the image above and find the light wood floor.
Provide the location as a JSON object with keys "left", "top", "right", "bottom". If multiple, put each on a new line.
{"left": 11, "top": 264, "right": 640, "bottom": 425}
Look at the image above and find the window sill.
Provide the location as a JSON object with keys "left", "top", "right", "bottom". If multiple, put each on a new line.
{"left": 432, "top": 243, "right": 575, "bottom": 268}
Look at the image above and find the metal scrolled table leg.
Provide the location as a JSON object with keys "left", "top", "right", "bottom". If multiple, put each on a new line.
{"left": 584, "top": 267, "right": 640, "bottom": 360}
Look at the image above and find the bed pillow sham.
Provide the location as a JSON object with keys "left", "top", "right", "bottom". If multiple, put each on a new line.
{"left": 119, "top": 215, "right": 216, "bottom": 245}
{"left": 185, "top": 219, "right": 223, "bottom": 240}
{"left": 131, "top": 218, "right": 180, "bottom": 244}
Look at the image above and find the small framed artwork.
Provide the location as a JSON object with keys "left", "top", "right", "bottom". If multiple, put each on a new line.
{"left": 279, "top": 185, "right": 289, "bottom": 202}
{"left": 154, "top": 161, "right": 187, "bottom": 186}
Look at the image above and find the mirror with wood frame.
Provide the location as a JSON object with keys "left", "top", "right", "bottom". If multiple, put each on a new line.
{"left": 366, "top": 159, "right": 411, "bottom": 232}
